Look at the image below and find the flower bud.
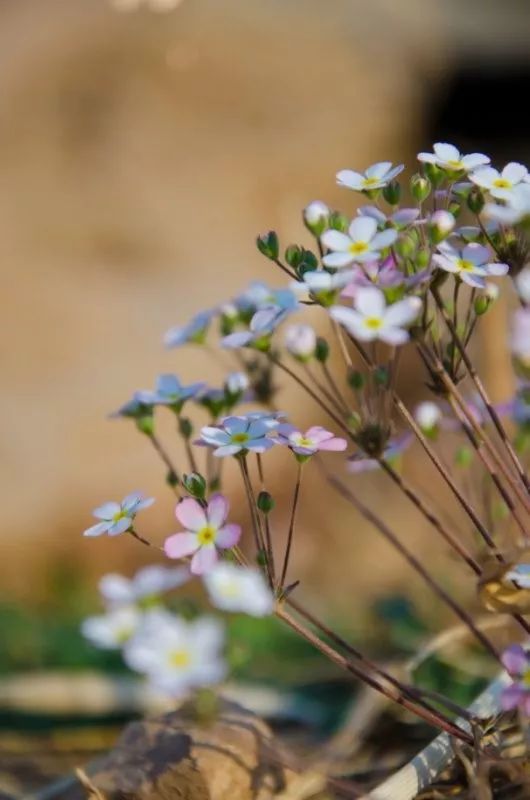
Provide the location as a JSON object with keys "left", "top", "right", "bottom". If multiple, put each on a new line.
{"left": 414, "top": 401, "right": 441, "bottom": 436}
{"left": 395, "top": 234, "right": 416, "bottom": 258}
{"left": 467, "top": 186, "right": 485, "bottom": 214}
{"left": 178, "top": 416, "right": 193, "bottom": 439}
{"left": 136, "top": 415, "right": 155, "bottom": 436}
{"left": 257, "top": 491, "right": 275, "bottom": 514}
{"left": 328, "top": 211, "right": 349, "bottom": 233}
{"left": 256, "top": 231, "right": 279, "bottom": 260}
{"left": 348, "top": 370, "right": 365, "bottom": 390}
{"left": 303, "top": 201, "right": 330, "bottom": 236}
{"left": 183, "top": 472, "right": 206, "bottom": 499}
{"left": 416, "top": 248, "right": 431, "bottom": 269}
{"left": 225, "top": 371, "right": 249, "bottom": 395}
{"left": 315, "top": 336, "right": 330, "bottom": 363}
{"left": 474, "top": 284, "right": 499, "bottom": 316}
{"left": 284, "top": 324, "right": 317, "bottom": 361}
{"left": 410, "top": 174, "right": 431, "bottom": 202}
{"left": 428, "top": 210, "right": 455, "bottom": 244}
{"left": 285, "top": 244, "right": 303, "bottom": 269}
{"left": 382, "top": 181, "right": 401, "bottom": 206}
{"left": 422, "top": 163, "right": 444, "bottom": 187}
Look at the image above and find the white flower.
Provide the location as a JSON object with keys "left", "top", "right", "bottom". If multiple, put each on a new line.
{"left": 330, "top": 287, "right": 421, "bottom": 345}
{"left": 470, "top": 162, "right": 529, "bottom": 200}
{"left": 418, "top": 143, "right": 489, "bottom": 173}
{"left": 336, "top": 162, "right": 404, "bottom": 192}
{"left": 291, "top": 270, "right": 354, "bottom": 306}
{"left": 414, "top": 401, "right": 442, "bottom": 432}
{"left": 511, "top": 308, "right": 530, "bottom": 365}
{"left": 432, "top": 243, "right": 508, "bottom": 289}
{"left": 515, "top": 267, "right": 530, "bottom": 304}
{"left": 484, "top": 183, "right": 530, "bottom": 225}
{"left": 428, "top": 210, "right": 455, "bottom": 242}
{"left": 284, "top": 324, "right": 317, "bottom": 360}
{"left": 124, "top": 609, "right": 226, "bottom": 696}
{"left": 204, "top": 564, "right": 274, "bottom": 617}
{"left": 321, "top": 217, "right": 398, "bottom": 268}
{"left": 83, "top": 492, "right": 155, "bottom": 538}
{"left": 81, "top": 606, "right": 141, "bottom": 649}
{"left": 99, "top": 566, "right": 189, "bottom": 608}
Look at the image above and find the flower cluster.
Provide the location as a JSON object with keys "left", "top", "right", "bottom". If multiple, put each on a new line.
{"left": 81, "top": 140, "right": 530, "bottom": 751}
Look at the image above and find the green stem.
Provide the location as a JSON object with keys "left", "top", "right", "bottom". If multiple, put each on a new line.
{"left": 280, "top": 461, "right": 303, "bottom": 591}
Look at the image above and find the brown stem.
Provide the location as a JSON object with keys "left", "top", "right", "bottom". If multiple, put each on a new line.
{"left": 432, "top": 286, "right": 530, "bottom": 495}
{"left": 326, "top": 473, "right": 502, "bottom": 664}
{"left": 147, "top": 433, "right": 181, "bottom": 498}
{"left": 275, "top": 605, "right": 473, "bottom": 745}
{"left": 279, "top": 461, "right": 303, "bottom": 591}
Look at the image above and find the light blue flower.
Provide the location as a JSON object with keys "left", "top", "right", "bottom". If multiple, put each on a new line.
{"left": 83, "top": 492, "right": 155, "bottom": 537}
{"left": 234, "top": 281, "right": 298, "bottom": 315}
{"left": 164, "top": 310, "right": 215, "bottom": 348}
{"left": 222, "top": 306, "right": 289, "bottom": 350}
{"left": 141, "top": 374, "right": 206, "bottom": 409}
{"left": 198, "top": 415, "right": 276, "bottom": 457}
{"left": 111, "top": 391, "right": 154, "bottom": 419}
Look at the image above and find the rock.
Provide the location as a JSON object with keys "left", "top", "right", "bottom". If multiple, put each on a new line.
{"left": 66, "top": 699, "right": 293, "bottom": 800}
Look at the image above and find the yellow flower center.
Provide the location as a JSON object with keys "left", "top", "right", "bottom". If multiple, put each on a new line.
{"left": 447, "top": 159, "right": 463, "bottom": 169}
{"left": 169, "top": 648, "right": 191, "bottom": 668}
{"left": 493, "top": 178, "right": 512, "bottom": 189}
{"left": 112, "top": 510, "right": 128, "bottom": 523}
{"left": 523, "top": 669, "right": 530, "bottom": 688}
{"left": 362, "top": 177, "right": 380, "bottom": 188}
{"left": 364, "top": 317, "right": 382, "bottom": 330}
{"left": 116, "top": 627, "right": 134, "bottom": 644}
{"left": 197, "top": 525, "right": 216, "bottom": 546}
{"left": 457, "top": 259, "right": 475, "bottom": 272}
{"left": 231, "top": 432, "right": 250, "bottom": 444}
{"left": 349, "top": 241, "right": 369, "bottom": 255}
{"left": 297, "top": 437, "right": 314, "bottom": 447}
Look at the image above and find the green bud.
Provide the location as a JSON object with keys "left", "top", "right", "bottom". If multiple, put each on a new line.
{"left": 178, "top": 417, "right": 193, "bottom": 439}
{"left": 395, "top": 235, "right": 415, "bottom": 258}
{"left": 136, "top": 415, "right": 155, "bottom": 436}
{"left": 410, "top": 174, "right": 431, "bottom": 202}
{"left": 182, "top": 472, "right": 206, "bottom": 499}
{"left": 166, "top": 469, "right": 180, "bottom": 488}
{"left": 448, "top": 202, "right": 461, "bottom": 218}
{"left": 256, "top": 231, "right": 279, "bottom": 260}
{"left": 416, "top": 248, "right": 431, "bottom": 269}
{"left": 303, "top": 201, "right": 330, "bottom": 236}
{"left": 422, "top": 163, "right": 444, "bottom": 187}
{"left": 285, "top": 244, "right": 303, "bottom": 268}
{"left": 328, "top": 211, "right": 349, "bottom": 233}
{"left": 315, "top": 337, "right": 330, "bottom": 363}
{"left": 467, "top": 186, "right": 485, "bottom": 214}
{"left": 348, "top": 370, "right": 365, "bottom": 390}
{"left": 382, "top": 181, "right": 401, "bottom": 206}
{"left": 257, "top": 491, "right": 275, "bottom": 514}
{"left": 256, "top": 549, "right": 269, "bottom": 567}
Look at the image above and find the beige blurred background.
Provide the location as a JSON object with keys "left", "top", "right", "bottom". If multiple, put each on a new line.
{"left": 0, "top": 0, "right": 528, "bottom": 613}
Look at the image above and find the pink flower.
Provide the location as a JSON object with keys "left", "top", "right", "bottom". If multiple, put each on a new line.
{"left": 277, "top": 424, "right": 347, "bottom": 457}
{"left": 164, "top": 495, "right": 241, "bottom": 575}
{"left": 500, "top": 645, "right": 530, "bottom": 715}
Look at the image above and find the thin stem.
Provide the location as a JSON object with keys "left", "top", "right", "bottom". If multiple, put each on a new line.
{"left": 238, "top": 456, "right": 271, "bottom": 583}
{"left": 147, "top": 433, "right": 181, "bottom": 498}
{"left": 128, "top": 528, "right": 163, "bottom": 550}
{"left": 326, "top": 473, "right": 502, "bottom": 664}
{"left": 287, "top": 597, "right": 472, "bottom": 723}
{"left": 321, "top": 360, "right": 351, "bottom": 415}
{"left": 280, "top": 461, "right": 303, "bottom": 591}
{"left": 302, "top": 362, "right": 346, "bottom": 416}
{"left": 177, "top": 415, "right": 198, "bottom": 474}
{"left": 275, "top": 606, "right": 473, "bottom": 745}
{"left": 394, "top": 397, "right": 494, "bottom": 560}
{"left": 432, "top": 286, "right": 530, "bottom": 494}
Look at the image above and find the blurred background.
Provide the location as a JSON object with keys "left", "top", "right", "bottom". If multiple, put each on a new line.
{"left": 0, "top": 0, "right": 529, "bottom": 791}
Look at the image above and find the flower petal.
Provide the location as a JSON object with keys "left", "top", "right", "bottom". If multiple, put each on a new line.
{"left": 83, "top": 522, "right": 110, "bottom": 538}
{"left": 502, "top": 644, "right": 529, "bottom": 675}
{"left": 191, "top": 545, "right": 218, "bottom": 575}
{"left": 322, "top": 251, "right": 354, "bottom": 268}
{"left": 355, "top": 287, "right": 386, "bottom": 317}
{"left": 215, "top": 523, "right": 241, "bottom": 548}
{"left": 164, "top": 531, "right": 200, "bottom": 559}
{"left": 365, "top": 161, "right": 392, "bottom": 179}
{"left": 214, "top": 444, "right": 243, "bottom": 457}
{"left": 321, "top": 230, "right": 352, "bottom": 252}
{"left": 503, "top": 162, "right": 527, "bottom": 183}
{"left": 433, "top": 142, "right": 460, "bottom": 162}
{"left": 176, "top": 498, "right": 207, "bottom": 531}
{"left": 379, "top": 326, "right": 410, "bottom": 346}
{"left": 207, "top": 493, "right": 229, "bottom": 528}
{"left": 93, "top": 501, "right": 121, "bottom": 520}
{"left": 336, "top": 169, "right": 364, "bottom": 190}
{"left": 384, "top": 297, "right": 421, "bottom": 328}
{"left": 348, "top": 216, "right": 377, "bottom": 243}
{"left": 107, "top": 517, "right": 132, "bottom": 536}
{"left": 371, "top": 229, "right": 398, "bottom": 250}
